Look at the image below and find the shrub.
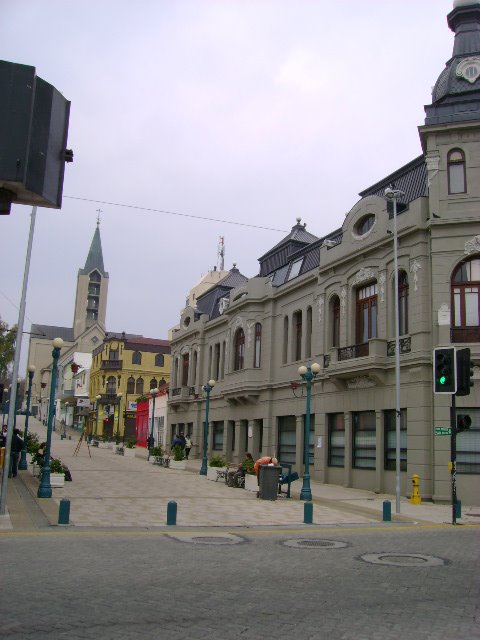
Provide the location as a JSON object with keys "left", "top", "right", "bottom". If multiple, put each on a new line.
{"left": 152, "top": 446, "right": 163, "bottom": 457}
{"left": 243, "top": 457, "right": 255, "bottom": 475}
{"left": 50, "top": 457, "right": 64, "bottom": 473}
{"left": 172, "top": 444, "right": 184, "bottom": 461}
{"left": 26, "top": 432, "right": 40, "bottom": 455}
{"left": 125, "top": 437, "right": 136, "bottom": 449}
{"left": 208, "top": 455, "right": 226, "bottom": 468}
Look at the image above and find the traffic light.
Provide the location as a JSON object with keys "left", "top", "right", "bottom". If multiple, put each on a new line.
{"left": 457, "top": 414, "right": 472, "bottom": 432}
{"left": 456, "top": 347, "right": 474, "bottom": 397}
{"left": 433, "top": 347, "right": 456, "bottom": 394}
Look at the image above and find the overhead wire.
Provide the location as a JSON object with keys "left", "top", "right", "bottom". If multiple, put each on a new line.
{"left": 64, "top": 195, "right": 288, "bottom": 233}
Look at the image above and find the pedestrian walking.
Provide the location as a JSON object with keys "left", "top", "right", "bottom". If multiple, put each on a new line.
{"left": 184, "top": 435, "right": 193, "bottom": 459}
{"left": 9, "top": 428, "right": 24, "bottom": 477}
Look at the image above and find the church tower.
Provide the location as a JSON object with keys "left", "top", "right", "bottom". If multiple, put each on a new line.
{"left": 72, "top": 220, "right": 109, "bottom": 339}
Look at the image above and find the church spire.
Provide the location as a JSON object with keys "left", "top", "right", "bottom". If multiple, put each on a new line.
{"left": 80, "top": 220, "right": 107, "bottom": 277}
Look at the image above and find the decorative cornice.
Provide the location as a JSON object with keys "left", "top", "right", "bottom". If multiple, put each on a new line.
{"left": 465, "top": 235, "right": 480, "bottom": 255}
{"left": 352, "top": 267, "right": 376, "bottom": 286}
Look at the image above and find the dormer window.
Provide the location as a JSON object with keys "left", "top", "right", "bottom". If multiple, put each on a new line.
{"left": 355, "top": 214, "right": 375, "bottom": 237}
{"left": 287, "top": 258, "right": 304, "bottom": 281}
{"left": 448, "top": 149, "right": 466, "bottom": 194}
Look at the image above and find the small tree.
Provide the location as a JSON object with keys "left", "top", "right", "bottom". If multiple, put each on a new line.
{"left": 0, "top": 317, "right": 16, "bottom": 381}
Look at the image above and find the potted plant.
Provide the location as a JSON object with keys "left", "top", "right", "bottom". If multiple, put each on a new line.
{"left": 49, "top": 457, "right": 66, "bottom": 487}
{"left": 149, "top": 445, "right": 164, "bottom": 463}
{"left": 169, "top": 444, "right": 186, "bottom": 470}
{"left": 123, "top": 437, "right": 136, "bottom": 458}
{"left": 207, "top": 454, "right": 227, "bottom": 481}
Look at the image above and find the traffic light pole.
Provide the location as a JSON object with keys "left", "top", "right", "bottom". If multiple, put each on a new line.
{"left": 450, "top": 394, "right": 457, "bottom": 526}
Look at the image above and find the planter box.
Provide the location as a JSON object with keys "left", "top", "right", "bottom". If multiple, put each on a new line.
{"left": 98, "top": 442, "right": 110, "bottom": 449}
{"left": 50, "top": 473, "right": 65, "bottom": 488}
{"left": 207, "top": 466, "right": 227, "bottom": 482}
{"left": 244, "top": 473, "right": 258, "bottom": 492}
{"left": 123, "top": 447, "right": 136, "bottom": 458}
{"left": 169, "top": 459, "right": 187, "bottom": 470}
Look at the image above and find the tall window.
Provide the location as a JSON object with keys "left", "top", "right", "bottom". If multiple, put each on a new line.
{"left": 305, "top": 307, "right": 312, "bottom": 358}
{"left": 328, "top": 413, "right": 345, "bottom": 467}
{"left": 398, "top": 271, "right": 409, "bottom": 336}
{"left": 214, "top": 343, "right": 221, "bottom": 380}
{"left": 181, "top": 353, "right": 189, "bottom": 386}
{"left": 277, "top": 416, "right": 296, "bottom": 464}
{"left": 127, "top": 377, "right": 135, "bottom": 394}
{"left": 254, "top": 323, "right": 262, "bottom": 368}
{"left": 234, "top": 328, "right": 245, "bottom": 371}
{"left": 384, "top": 409, "right": 407, "bottom": 471}
{"left": 293, "top": 310, "right": 302, "bottom": 361}
{"left": 283, "top": 316, "right": 289, "bottom": 364}
{"left": 135, "top": 377, "right": 144, "bottom": 395}
{"left": 447, "top": 148, "right": 466, "bottom": 194}
{"left": 456, "top": 408, "right": 480, "bottom": 474}
{"left": 192, "top": 349, "right": 198, "bottom": 386}
{"left": 352, "top": 411, "right": 376, "bottom": 469}
{"left": 332, "top": 296, "right": 340, "bottom": 347}
{"left": 132, "top": 351, "right": 142, "bottom": 365}
{"left": 106, "top": 376, "right": 116, "bottom": 394}
{"left": 155, "top": 354, "right": 164, "bottom": 367}
{"left": 213, "top": 421, "right": 224, "bottom": 451}
{"left": 356, "top": 283, "right": 377, "bottom": 344}
{"left": 109, "top": 349, "right": 118, "bottom": 361}
{"left": 150, "top": 379, "right": 157, "bottom": 390}
{"left": 451, "top": 257, "right": 480, "bottom": 342}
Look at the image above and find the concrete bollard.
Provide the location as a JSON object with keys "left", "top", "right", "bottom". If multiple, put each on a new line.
{"left": 167, "top": 500, "right": 177, "bottom": 526}
{"left": 383, "top": 500, "right": 392, "bottom": 522}
{"left": 304, "top": 502, "right": 313, "bottom": 524}
{"left": 58, "top": 498, "right": 70, "bottom": 525}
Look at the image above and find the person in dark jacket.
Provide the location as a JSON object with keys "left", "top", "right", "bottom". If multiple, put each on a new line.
{"left": 9, "top": 428, "right": 24, "bottom": 477}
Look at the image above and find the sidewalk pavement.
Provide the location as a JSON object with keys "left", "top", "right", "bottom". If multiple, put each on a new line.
{"left": 1, "top": 416, "right": 479, "bottom": 531}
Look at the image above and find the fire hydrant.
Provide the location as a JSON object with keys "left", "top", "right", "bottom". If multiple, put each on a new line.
{"left": 410, "top": 473, "right": 421, "bottom": 505}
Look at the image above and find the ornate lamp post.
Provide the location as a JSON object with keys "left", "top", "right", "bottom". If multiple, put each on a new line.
{"left": 298, "top": 362, "right": 320, "bottom": 501}
{"left": 199, "top": 379, "right": 215, "bottom": 476}
{"left": 148, "top": 388, "right": 159, "bottom": 459}
{"left": 384, "top": 186, "right": 405, "bottom": 514}
{"left": 95, "top": 394, "right": 101, "bottom": 438}
{"left": 19, "top": 364, "right": 35, "bottom": 471}
{"left": 38, "top": 338, "right": 64, "bottom": 498}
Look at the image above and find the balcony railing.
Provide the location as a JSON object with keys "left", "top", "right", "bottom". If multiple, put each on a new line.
{"left": 387, "top": 337, "right": 411, "bottom": 356}
{"left": 451, "top": 327, "right": 480, "bottom": 343}
{"left": 101, "top": 360, "right": 123, "bottom": 370}
{"left": 99, "top": 393, "right": 119, "bottom": 404}
{"left": 338, "top": 343, "right": 369, "bottom": 361}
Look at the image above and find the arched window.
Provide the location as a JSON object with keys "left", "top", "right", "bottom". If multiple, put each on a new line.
{"left": 451, "top": 256, "right": 480, "bottom": 342}
{"left": 448, "top": 148, "right": 466, "bottom": 194}
{"left": 155, "top": 353, "right": 164, "bottom": 367}
{"left": 150, "top": 379, "right": 158, "bottom": 390}
{"left": 254, "top": 323, "right": 262, "bottom": 368}
{"left": 127, "top": 376, "right": 135, "bottom": 394}
{"left": 283, "top": 316, "right": 289, "bottom": 364}
{"left": 398, "top": 271, "right": 409, "bottom": 336}
{"left": 305, "top": 307, "right": 312, "bottom": 358}
{"left": 132, "top": 351, "right": 142, "bottom": 365}
{"left": 233, "top": 328, "right": 245, "bottom": 371}
{"left": 135, "top": 377, "right": 144, "bottom": 395}
{"left": 292, "top": 311, "right": 302, "bottom": 361}
{"left": 106, "top": 376, "right": 116, "bottom": 394}
{"left": 332, "top": 295, "right": 340, "bottom": 348}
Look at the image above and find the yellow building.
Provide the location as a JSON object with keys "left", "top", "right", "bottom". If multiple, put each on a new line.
{"left": 89, "top": 332, "right": 170, "bottom": 439}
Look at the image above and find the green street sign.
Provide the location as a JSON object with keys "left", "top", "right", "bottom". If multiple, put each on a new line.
{"left": 435, "top": 427, "right": 452, "bottom": 436}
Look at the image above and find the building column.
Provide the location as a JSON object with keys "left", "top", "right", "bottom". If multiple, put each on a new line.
{"left": 233, "top": 419, "right": 241, "bottom": 460}
{"left": 343, "top": 412, "right": 352, "bottom": 487}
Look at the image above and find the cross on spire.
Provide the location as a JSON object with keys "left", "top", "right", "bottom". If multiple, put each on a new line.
{"left": 96, "top": 208, "right": 103, "bottom": 226}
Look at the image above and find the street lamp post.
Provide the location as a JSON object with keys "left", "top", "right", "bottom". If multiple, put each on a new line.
{"left": 38, "top": 338, "right": 64, "bottom": 498}
{"left": 95, "top": 394, "right": 101, "bottom": 439}
{"left": 298, "top": 362, "right": 321, "bottom": 501}
{"left": 199, "top": 380, "right": 216, "bottom": 476}
{"left": 385, "top": 186, "right": 405, "bottom": 514}
{"left": 116, "top": 392, "right": 122, "bottom": 443}
{"left": 148, "top": 388, "right": 159, "bottom": 460}
{"left": 19, "top": 364, "right": 35, "bottom": 471}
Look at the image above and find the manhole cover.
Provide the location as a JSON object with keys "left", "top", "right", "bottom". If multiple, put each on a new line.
{"left": 283, "top": 539, "right": 348, "bottom": 550}
{"left": 360, "top": 553, "right": 445, "bottom": 567}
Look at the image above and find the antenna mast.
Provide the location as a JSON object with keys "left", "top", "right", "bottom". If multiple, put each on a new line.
{"left": 217, "top": 236, "right": 225, "bottom": 271}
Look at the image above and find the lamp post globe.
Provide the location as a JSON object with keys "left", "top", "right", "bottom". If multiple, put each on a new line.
{"left": 148, "top": 388, "right": 159, "bottom": 458}
{"left": 18, "top": 364, "right": 35, "bottom": 471}
{"left": 199, "top": 379, "right": 216, "bottom": 476}
{"left": 37, "top": 338, "right": 63, "bottom": 498}
{"left": 298, "top": 363, "right": 320, "bottom": 501}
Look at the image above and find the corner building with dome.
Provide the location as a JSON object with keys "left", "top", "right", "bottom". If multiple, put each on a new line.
{"left": 168, "top": 1, "right": 480, "bottom": 505}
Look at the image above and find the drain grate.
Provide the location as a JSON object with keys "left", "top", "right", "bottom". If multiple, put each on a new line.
{"left": 283, "top": 538, "right": 348, "bottom": 550}
{"left": 167, "top": 533, "right": 245, "bottom": 545}
{"left": 360, "top": 553, "right": 445, "bottom": 567}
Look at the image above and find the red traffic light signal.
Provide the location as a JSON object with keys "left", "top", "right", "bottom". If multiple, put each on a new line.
{"left": 434, "top": 347, "right": 456, "bottom": 394}
{"left": 457, "top": 414, "right": 472, "bottom": 432}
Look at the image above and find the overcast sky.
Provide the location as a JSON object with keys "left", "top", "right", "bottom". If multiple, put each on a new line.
{"left": 2, "top": 0, "right": 456, "bottom": 371}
